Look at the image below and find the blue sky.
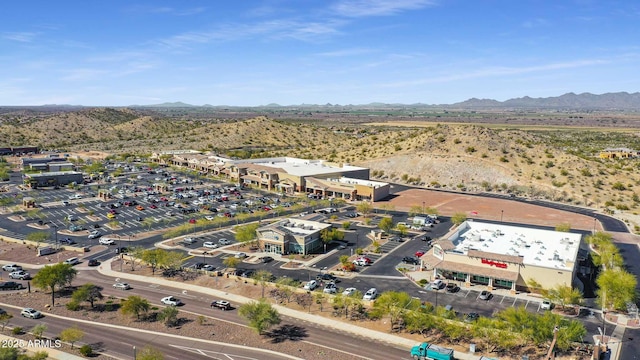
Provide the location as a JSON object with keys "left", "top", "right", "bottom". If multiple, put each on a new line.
{"left": 1, "top": 1, "right": 638, "bottom": 106}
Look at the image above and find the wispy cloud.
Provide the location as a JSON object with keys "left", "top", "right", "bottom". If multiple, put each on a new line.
{"left": 124, "top": 5, "right": 206, "bottom": 16}
{"left": 156, "top": 19, "right": 344, "bottom": 49}
{"left": 331, "top": 0, "right": 435, "bottom": 17}
{"left": 2, "top": 32, "right": 38, "bottom": 42}
{"left": 316, "top": 48, "right": 374, "bottom": 57}
{"left": 60, "top": 68, "right": 108, "bottom": 81}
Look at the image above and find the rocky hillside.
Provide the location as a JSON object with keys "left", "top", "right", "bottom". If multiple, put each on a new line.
{"left": 2, "top": 108, "right": 639, "bottom": 215}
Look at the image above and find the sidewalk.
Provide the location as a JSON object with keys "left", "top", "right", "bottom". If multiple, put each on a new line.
{"left": 97, "top": 258, "right": 484, "bottom": 360}
{"left": 0, "top": 334, "right": 85, "bottom": 360}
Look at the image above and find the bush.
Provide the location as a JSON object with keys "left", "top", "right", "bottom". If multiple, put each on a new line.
{"left": 66, "top": 301, "right": 81, "bottom": 311}
{"left": 79, "top": 344, "right": 93, "bottom": 356}
{"left": 12, "top": 326, "right": 22, "bottom": 335}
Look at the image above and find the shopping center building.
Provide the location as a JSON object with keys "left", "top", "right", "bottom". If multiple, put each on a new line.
{"left": 255, "top": 218, "right": 332, "bottom": 255}
{"left": 421, "top": 221, "right": 584, "bottom": 293}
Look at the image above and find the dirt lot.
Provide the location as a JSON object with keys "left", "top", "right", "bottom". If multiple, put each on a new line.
{"left": 380, "top": 188, "right": 601, "bottom": 231}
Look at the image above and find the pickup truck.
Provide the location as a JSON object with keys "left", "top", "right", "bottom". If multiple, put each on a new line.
{"left": 410, "top": 342, "right": 454, "bottom": 360}
{"left": 210, "top": 300, "right": 231, "bottom": 310}
{"left": 0, "top": 282, "right": 25, "bottom": 291}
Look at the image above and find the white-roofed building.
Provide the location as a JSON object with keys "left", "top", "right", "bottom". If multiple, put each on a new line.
{"left": 422, "top": 221, "right": 583, "bottom": 293}
{"left": 256, "top": 218, "right": 332, "bottom": 255}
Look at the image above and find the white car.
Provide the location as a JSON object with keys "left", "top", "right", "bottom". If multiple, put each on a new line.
{"left": 218, "top": 238, "right": 231, "bottom": 245}
{"left": 88, "top": 231, "right": 102, "bottom": 239}
{"left": 183, "top": 237, "right": 197, "bottom": 244}
{"left": 323, "top": 283, "right": 337, "bottom": 294}
{"left": 203, "top": 241, "right": 218, "bottom": 249}
{"left": 541, "top": 299, "right": 552, "bottom": 310}
{"left": 234, "top": 252, "right": 247, "bottom": 259}
{"left": 161, "top": 296, "right": 182, "bottom": 306}
{"left": 99, "top": 238, "right": 115, "bottom": 245}
{"left": 62, "top": 257, "right": 79, "bottom": 266}
{"left": 113, "top": 282, "right": 131, "bottom": 290}
{"left": 9, "top": 270, "right": 30, "bottom": 280}
{"left": 342, "top": 287, "right": 357, "bottom": 296}
{"left": 2, "top": 264, "right": 22, "bottom": 272}
{"left": 363, "top": 288, "right": 378, "bottom": 301}
{"left": 204, "top": 215, "right": 215, "bottom": 221}
{"left": 303, "top": 280, "right": 318, "bottom": 290}
{"left": 21, "top": 308, "right": 42, "bottom": 319}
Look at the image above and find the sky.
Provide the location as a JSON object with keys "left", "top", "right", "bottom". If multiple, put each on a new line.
{"left": 1, "top": 0, "right": 639, "bottom": 106}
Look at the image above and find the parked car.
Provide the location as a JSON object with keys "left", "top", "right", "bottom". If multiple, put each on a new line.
{"left": 235, "top": 252, "right": 247, "bottom": 259}
{"left": 60, "top": 237, "right": 76, "bottom": 245}
{"left": 211, "top": 300, "right": 231, "bottom": 310}
{"left": 303, "top": 280, "right": 318, "bottom": 290}
{"left": 541, "top": 299, "right": 552, "bottom": 310}
{"left": 218, "top": 238, "right": 231, "bottom": 245}
{"left": 9, "top": 271, "right": 30, "bottom": 280}
{"left": 259, "top": 256, "right": 273, "bottom": 263}
{"left": 21, "top": 308, "right": 42, "bottom": 319}
{"left": 446, "top": 283, "right": 460, "bottom": 293}
{"left": 478, "top": 290, "right": 492, "bottom": 301}
{"left": 161, "top": 296, "right": 183, "bottom": 306}
{"left": 415, "top": 251, "right": 425, "bottom": 258}
{"left": 2, "top": 264, "right": 22, "bottom": 272}
{"left": 353, "top": 256, "right": 372, "bottom": 266}
{"left": 464, "top": 312, "right": 480, "bottom": 322}
{"left": 88, "top": 231, "right": 102, "bottom": 239}
{"left": 323, "top": 283, "right": 337, "bottom": 294}
{"left": 87, "top": 259, "right": 100, "bottom": 267}
{"left": 342, "top": 287, "right": 357, "bottom": 296}
{"left": 202, "top": 265, "right": 216, "bottom": 271}
{"left": 402, "top": 256, "right": 420, "bottom": 265}
{"left": 203, "top": 242, "right": 218, "bottom": 249}
{"left": 183, "top": 237, "right": 197, "bottom": 244}
{"left": 113, "top": 282, "right": 131, "bottom": 290}
{"left": 363, "top": 288, "right": 378, "bottom": 301}
{"left": 0, "top": 282, "right": 24, "bottom": 290}
{"left": 99, "top": 238, "right": 115, "bottom": 245}
{"left": 429, "top": 279, "right": 445, "bottom": 290}
{"left": 106, "top": 213, "right": 116, "bottom": 219}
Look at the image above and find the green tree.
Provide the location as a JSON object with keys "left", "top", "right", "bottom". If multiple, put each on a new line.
{"left": 235, "top": 223, "right": 260, "bottom": 248}
{"left": 555, "top": 223, "right": 571, "bottom": 232}
{"left": 0, "top": 312, "right": 12, "bottom": 331}
{"left": 238, "top": 299, "right": 281, "bottom": 335}
{"left": 252, "top": 270, "right": 274, "bottom": 298}
{"left": 596, "top": 269, "right": 637, "bottom": 311}
{"left": 161, "top": 251, "right": 185, "bottom": 271}
{"left": 141, "top": 249, "right": 168, "bottom": 275}
{"left": 120, "top": 295, "right": 150, "bottom": 320}
{"left": 356, "top": 202, "right": 373, "bottom": 218}
{"left": 26, "top": 231, "right": 49, "bottom": 252}
{"left": 0, "top": 347, "right": 18, "bottom": 359}
{"left": 451, "top": 212, "right": 467, "bottom": 225}
{"left": 378, "top": 203, "right": 395, "bottom": 214}
{"left": 424, "top": 207, "right": 439, "bottom": 216}
{"left": 142, "top": 217, "right": 155, "bottom": 230}
{"left": 342, "top": 221, "right": 351, "bottom": 230}
{"left": 137, "top": 345, "right": 164, "bottom": 360}
{"left": 59, "top": 327, "right": 84, "bottom": 349}
{"left": 378, "top": 217, "right": 394, "bottom": 234}
{"left": 546, "top": 285, "right": 583, "bottom": 309}
{"left": 31, "top": 324, "right": 47, "bottom": 339}
{"left": 157, "top": 305, "right": 179, "bottom": 327}
{"left": 32, "top": 263, "right": 77, "bottom": 306}
{"left": 370, "top": 291, "right": 417, "bottom": 331}
{"left": 223, "top": 256, "right": 241, "bottom": 269}
{"left": 71, "top": 283, "right": 103, "bottom": 308}
{"left": 408, "top": 205, "right": 423, "bottom": 217}
{"left": 395, "top": 223, "right": 408, "bottom": 237}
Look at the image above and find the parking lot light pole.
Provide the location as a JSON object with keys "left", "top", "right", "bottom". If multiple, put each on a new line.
{"left": 203, "top": 251, "right": 208, "bottom": 264}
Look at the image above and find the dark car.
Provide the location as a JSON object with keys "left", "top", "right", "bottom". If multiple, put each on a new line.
{"left": 259, "top": 256, "right": 274, "bottom": 263}
{"left": 421, "top": 236, "right": 433, "bottom": 242}
{"left": 0, "top": 282, "right": 24, "bottom": 291}
{"left": 464, "top": 312, "right": 480, "bottom": 322}
{"left": 316, "top": 273, "right": 337, "bottom": 282}
{"left": 402, "top": 256, "right": 420, "bottom": 265}
{"left": 193, "top": 262, "right": 205, "bottom": 270}
{"left": 60, "top": 237, "right": 76, "bottom": 245}
{"left": 446, "top": 283, "right": 460, "bottom": 293}
{"left": 87, "top": 259, "right": 100, "bottom": 267}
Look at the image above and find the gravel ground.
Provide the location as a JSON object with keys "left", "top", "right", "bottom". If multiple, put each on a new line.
{"left": 0, "top": 290, "right": 364, "bottom": 360}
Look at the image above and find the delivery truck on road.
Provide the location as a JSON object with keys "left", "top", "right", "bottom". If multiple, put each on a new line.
{"left": 410, "top": 342, "right": 454, "bottom": 360}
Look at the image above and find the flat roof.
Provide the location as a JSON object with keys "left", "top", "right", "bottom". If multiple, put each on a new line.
{"left": 240, "top": 157, "right": 367, "bottom": 177}
{"left": 261, "top": 218, "right": 331, "bottom": 236}
{"left": 25, "top": 171, "right": 83, "bottom": 178}
{"left": 448, "top": 221, "right": 582, "bottom": 270}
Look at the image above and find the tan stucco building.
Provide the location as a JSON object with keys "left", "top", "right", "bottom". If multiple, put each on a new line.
{"left": 421, "top": 221, "right": 583, "bottom": 293}
{"left": 255, "top": 218, "right": 332, "bottom": 255}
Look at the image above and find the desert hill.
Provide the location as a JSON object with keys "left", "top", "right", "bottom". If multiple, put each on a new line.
{"left": 1, "top": 107, "right": 640, "bottom": 217}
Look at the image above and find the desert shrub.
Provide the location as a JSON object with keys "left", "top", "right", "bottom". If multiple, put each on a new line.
{"left": 12, "top": 326, "right": 22, "bottom": 335}
{"left": 66, "top": 301, "right": 81, "bottom": 311}
{"left": 79, "top": 344, "right": 93, "bottom": 356}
